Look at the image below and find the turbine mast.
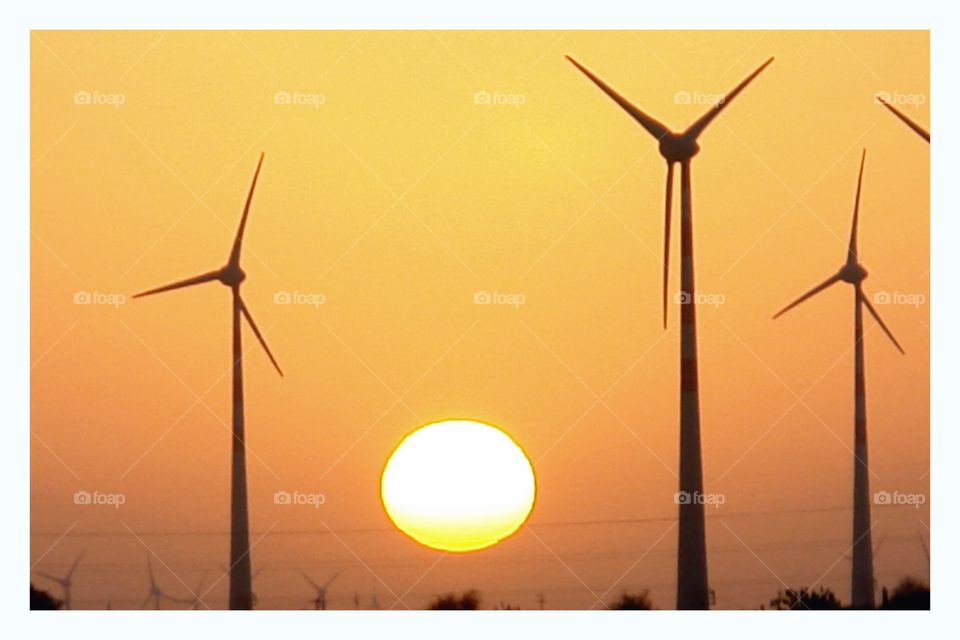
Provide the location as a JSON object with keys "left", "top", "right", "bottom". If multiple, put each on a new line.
{"left": 676, "top": 159, "right": 709, "bottom": 610}
{"left": 851, "top": 286, "right": 875, "bottom": 608}
{"left": 229, "top": 291, "right": 254, "bottom": 609}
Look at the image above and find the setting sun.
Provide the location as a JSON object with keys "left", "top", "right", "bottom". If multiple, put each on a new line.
{"left": 380, "top": 420, "right": 536, "bottom": 552}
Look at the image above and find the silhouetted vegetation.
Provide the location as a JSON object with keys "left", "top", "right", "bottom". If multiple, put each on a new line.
{"left": 428, "top": 589, "right": 481, "bottom": 610}
{"left": 608, "top": 590, "right": 654, "bottom": 610}
{"left": 765, "top": 586, "right": 841, "bottom": 610}
{"left": 31, "top": 583, "right": 62, "bottom": 610}
{"left": 880, "top": 578, "right": 930, "bottom": 610}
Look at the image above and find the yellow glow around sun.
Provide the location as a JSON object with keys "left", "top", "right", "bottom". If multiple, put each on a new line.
{"left": 381, "top": 419, "right": 536, "bottom": 552}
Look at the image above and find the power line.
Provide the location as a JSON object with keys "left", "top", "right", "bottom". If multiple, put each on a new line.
{"left": 32, "top": 503, "right": 878, "bottom": 539}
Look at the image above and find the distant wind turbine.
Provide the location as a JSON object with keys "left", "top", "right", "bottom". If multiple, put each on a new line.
{"left": 35, "top": 550, "right": 85, "bottom": 610}
{"left": 134, "top": 152, "right": 282, "bottom": 609}
{"left": 302, "top": 570, "right": 342, "bottom": 610}
{"left": 141, "top": 555, "right": 183, "bottom": 610}
{"left": 774, "top": 150, "right": 904, "bottom": 609}
{"left": 567, "top": 53, "right": 773, "bottom": 610}
{"left": 877, "top": 96, "right": 930, "bottom": 142}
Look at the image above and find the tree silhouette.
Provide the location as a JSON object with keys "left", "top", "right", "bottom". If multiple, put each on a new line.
{"left": 608, "top": 590, "right": 654, "bottom": 610}
{"left": 766, "top": 586, "right": 841, "bottom": 610}
{"left": 880, "top": 578, "right": 929, "bottom": 610}
{"left": 30, "top": 583, "right": 62, "bottom": 610}
{"left": 427, "top": 590, "right": 481, "bottom": 610}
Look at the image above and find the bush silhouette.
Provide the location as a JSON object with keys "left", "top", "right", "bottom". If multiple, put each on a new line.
{"left": 608, "top": 590, "right": 654, "bottom": 610}
{"left": 428, "top": 589, "right": 481, "bottom": 610}
{"left": 30, "top": 583, "right": 62, "bottom": 610}
{"left": 766, "top": 586, "right": 841, "bottom": 610}
{"left": 880, "top": 577, "right": 929, "bottom": 610}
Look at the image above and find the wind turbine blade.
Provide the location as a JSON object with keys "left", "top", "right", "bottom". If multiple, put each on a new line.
{"left": 324, "top": 570, "right": 343, "bottom": 589}
{"left": 848, "top": 150, "right": 866, "bottom": 263}
{"left": 878, "top": 96, "right": 930, "bottom": 142}
{"left": 684, "top": 57, "right": 774, "bottom": 140}
{"left": 147, "top": 555, "right": 156, "bottom": 587}
{"left": 772, "top": 274, "right": 842, "bottom": 319}
{"left": 565, "top": 55, "right": 671, "bottom": 141}
{"left": 662, "top": 162, "right": 674, "bottom": 329}
{"left": 301, "top": 571, "right": 323, "bottom": 592}
{"left": 67, "top": 550, "right": 86, "bottom": 580}
{"left": 35, "top": 571, "right": 64, "bottom": 585}
{"left": 140, "top": 596, "right": 152, "bottom": 609}
{"left": 237, "top": 295, "right": 284, "bottom": 376}
{"left": 133, "top": 270, "right": 221, "bottom": 299}
{"left": 229, "top": 152, "right": 266, "bottom": 267}
{"left": 861, "top": 292, "right": 905, "bottom": 354}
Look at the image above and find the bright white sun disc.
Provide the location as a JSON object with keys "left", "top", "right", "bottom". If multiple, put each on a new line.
{"left": 380, "top": 419, "right": 536, "bottom": 552}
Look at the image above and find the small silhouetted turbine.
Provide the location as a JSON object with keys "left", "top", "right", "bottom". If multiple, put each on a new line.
{"left": 302, "top": 570, "right": 342, "bottom": 610}
{"left": 35, "top": 550, "right": 85, "bottom": 610}
{"left": 141, "top": 555, "right": 183, "bottom": 610}
{"left": 774, "top": 150, "right": 904, "bottom": 609}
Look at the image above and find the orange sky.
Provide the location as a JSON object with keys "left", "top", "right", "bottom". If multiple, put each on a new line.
{"left": 30, "top": 30, "right": 929, "bottom": 610}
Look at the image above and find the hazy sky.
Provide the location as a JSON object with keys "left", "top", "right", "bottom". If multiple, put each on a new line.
{"left": 31, "top": 30, "right": 929, "bottom": 610}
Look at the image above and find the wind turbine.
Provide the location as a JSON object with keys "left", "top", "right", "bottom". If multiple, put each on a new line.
{"left": 877, "top": 96, "right": 930, "bottom": 143}
{"left": 141, "top": 555, "right": 183, "bottom": 610}
{"left": 302, "top": 570, "right": 342, "bottom": 610}
{"left": 181, "top": 571, "right": 210, "bottom": 610}
{"left": 134, "top": 152, "right": 282, "bottom": 609}
{"left": 370, "top": 577, "right": 380, "bottom": 610}
{"left": 774, "top": 150, "right": 904, "bottom": 609}
{"left": 566, "top": 54, "right": 773, "bottom": 610}
{"left": 34, "top": 550, "right": 85, "bottom": 610}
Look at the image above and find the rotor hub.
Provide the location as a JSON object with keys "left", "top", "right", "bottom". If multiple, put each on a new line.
{"left": 838, "top": 262, "right": 867, "bottom": 284}
{"left": 219, "top": 265, "right": 247, "bottom": 288}
{"left": 659, "top": 133, "right": 700, "bottom": 162}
